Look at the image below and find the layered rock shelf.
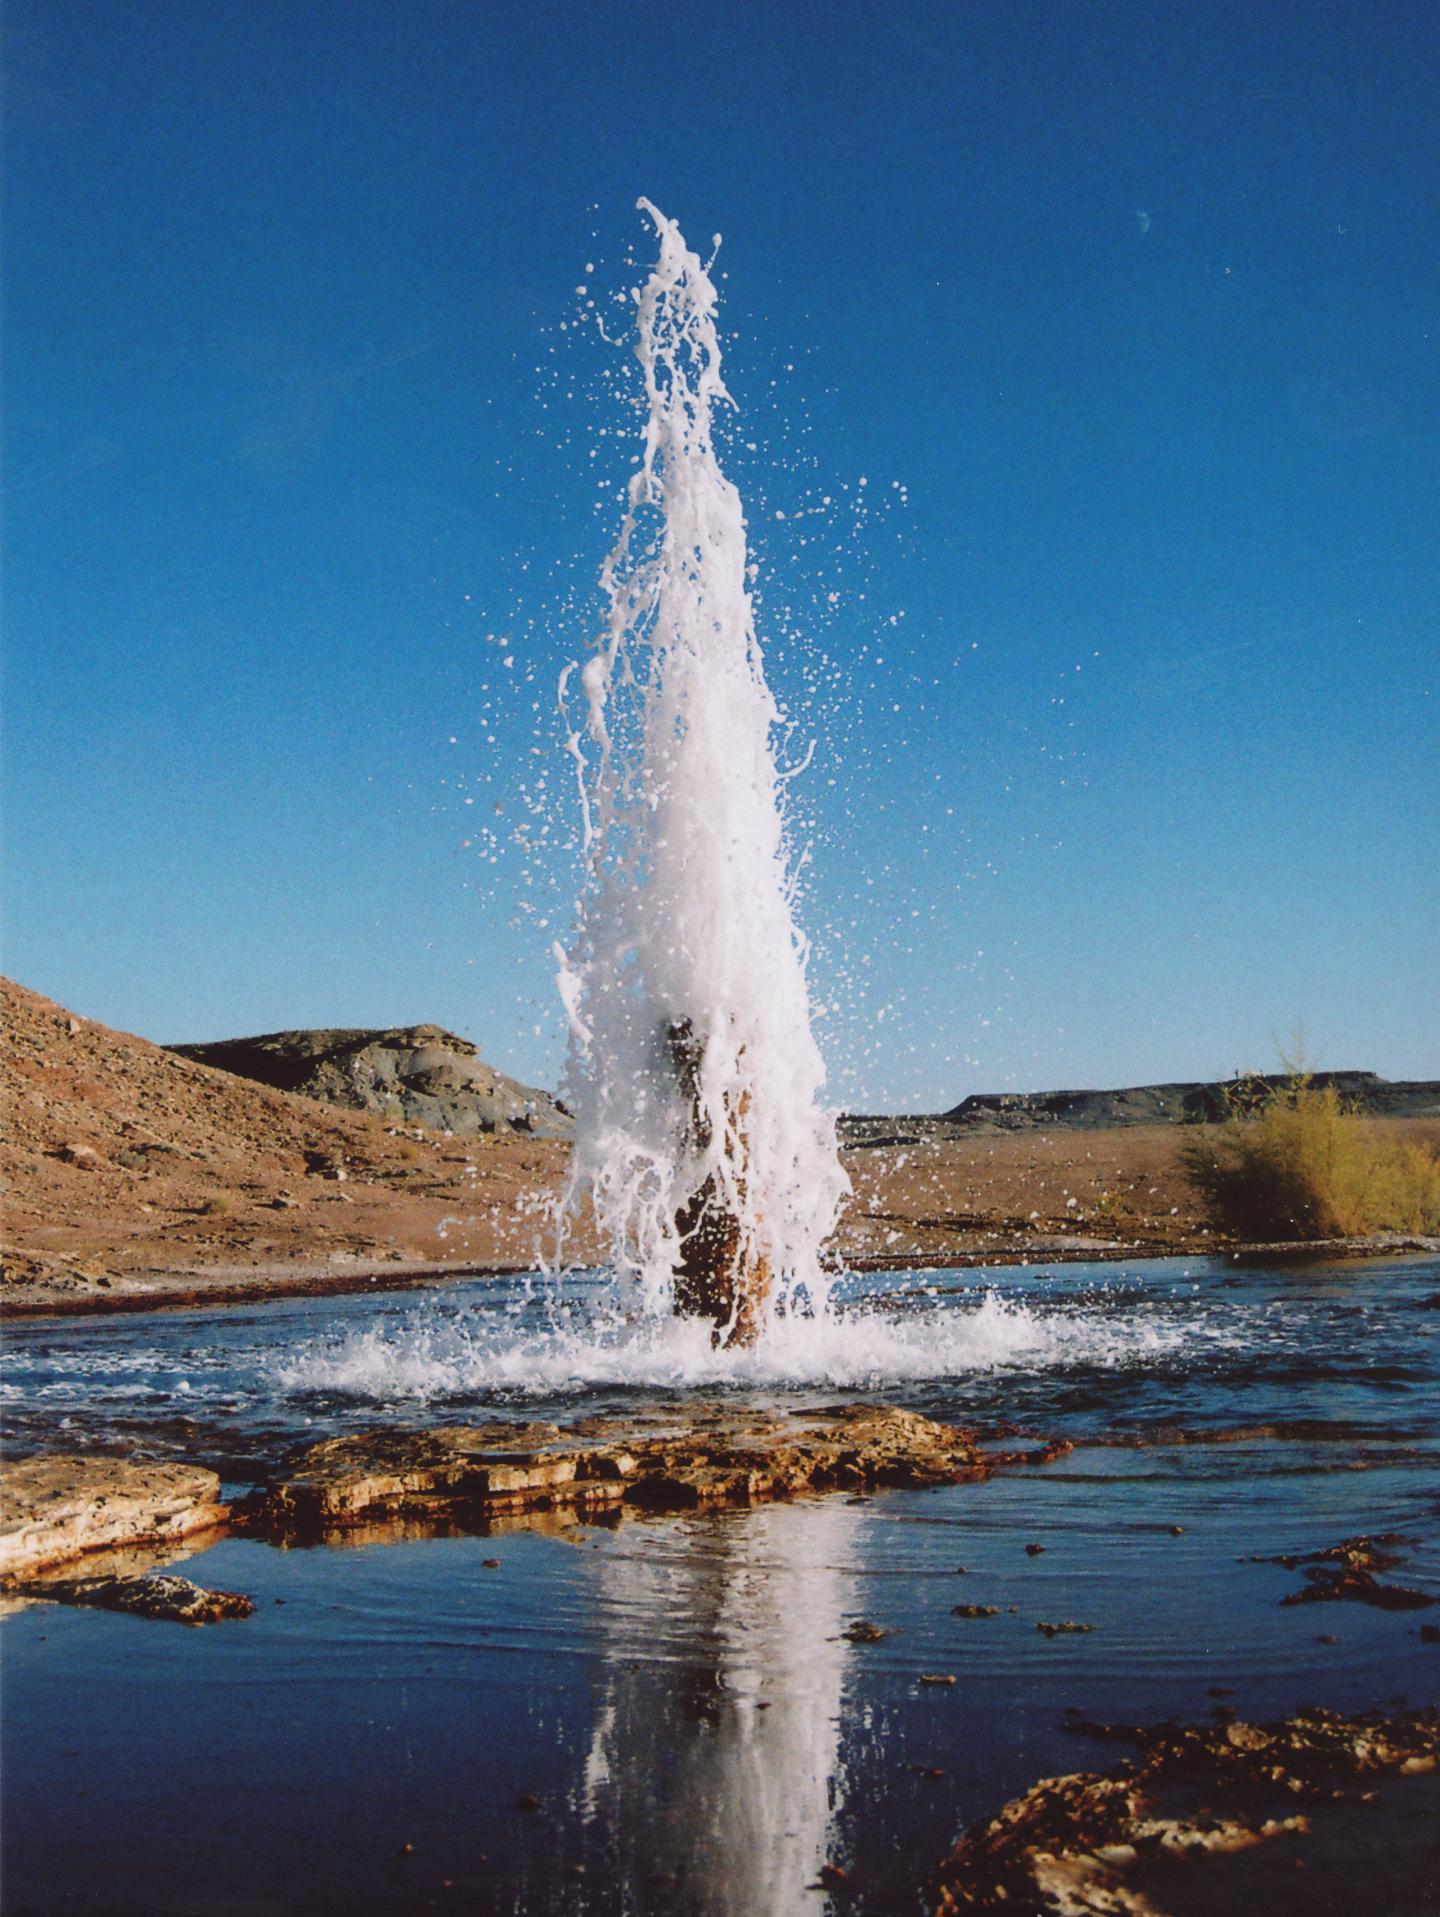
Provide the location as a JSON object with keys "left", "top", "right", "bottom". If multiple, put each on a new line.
{"left": 0, "top": 1455, "right": 229, "bottom": 1580}
{"left": 0, "top": 1405, "right": 983, "bottom": 1604}
{"left": 248, "top": 1403, "right": 986, "bottom": 1535}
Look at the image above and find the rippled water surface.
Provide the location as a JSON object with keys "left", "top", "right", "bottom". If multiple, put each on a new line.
{"left": 4, "top": 1255, "right": 1439, "bottom": 1914}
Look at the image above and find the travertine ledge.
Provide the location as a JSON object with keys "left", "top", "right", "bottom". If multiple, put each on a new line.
{"left": 248, "top": 1403, "right": 984, "bottom": 1534}
{"left": 0, "top": 1455, "right": 228, "bottom": 1580}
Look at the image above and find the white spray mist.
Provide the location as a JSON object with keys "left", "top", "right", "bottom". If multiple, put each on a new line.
{"left": 554, "top": 198, "right": 847, "bottom": 1326}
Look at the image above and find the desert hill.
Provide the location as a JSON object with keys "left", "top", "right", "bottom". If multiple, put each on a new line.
{"left": 169, "top": 1025, "right": 572, "bottom": 1138}
{"left": 0, "top": 976, "right": 585, "bottom": 1307}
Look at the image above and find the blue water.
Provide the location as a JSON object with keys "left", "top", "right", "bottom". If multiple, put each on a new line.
{"left": 3, "top": 1255, "right": 1438, "bottom": 1914}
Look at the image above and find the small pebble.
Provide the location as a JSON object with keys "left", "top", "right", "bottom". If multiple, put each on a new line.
{"left": 1169, "top": 1525, "right": 1185, "bottom": 1536}
{"left": 482, "top": 1559, "right": 501, "bottom": 1569}
{"left": 395, "top": 1842, "right": 414, "bottom": 1859}
{"left": 953, "top": 1604, "right": 999, "bottom": 1619}
{"left": 514, "top": 1794, "right": 541, "bottom": 1813}
{"left": 919, "top": 1673, "right": 957, "bottom": 1686}
{"left": 1316, "top": 1633, "right": 1339, "bottom": 1645}
{"left": 1025, "top": 1543, "right": 1046, "bottom": 1557}
{"left": 1037, "top": 1620, "right": 1095, "bottom": 1637}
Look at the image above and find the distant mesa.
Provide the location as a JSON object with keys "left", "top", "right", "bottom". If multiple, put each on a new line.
{"left": 842, "top": 1072, "right": 1440, "bottom": 1145}
{"left": 168, "top": 1026, "right": 573, "bottom": 1140}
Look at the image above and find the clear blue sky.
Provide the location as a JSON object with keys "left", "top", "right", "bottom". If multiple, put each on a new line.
{"left": 4, "top": 0, "right": 1437, "bottom": 1109}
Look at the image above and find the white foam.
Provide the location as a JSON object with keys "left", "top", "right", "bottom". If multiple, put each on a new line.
{"left": 270, "top": 1287, "right": 1209, "bottom": 1404}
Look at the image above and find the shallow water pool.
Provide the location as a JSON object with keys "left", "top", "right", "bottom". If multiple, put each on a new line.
{"left": 3, "top": 1255, "right": 1438, "bottom": 1913}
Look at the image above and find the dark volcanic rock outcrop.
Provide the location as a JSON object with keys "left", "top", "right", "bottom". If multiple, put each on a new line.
{"left": 169, "top": 1025, "right": 572, "bottom": 1139}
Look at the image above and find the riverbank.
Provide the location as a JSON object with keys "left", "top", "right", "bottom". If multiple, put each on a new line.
{"left": 6, "top": 1230, "right": 1439, "bottom": 1322}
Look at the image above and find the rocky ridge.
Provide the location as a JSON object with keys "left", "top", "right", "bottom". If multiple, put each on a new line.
{"left": 169, "top": 1024, "right": 573, "bottom": 1139}
{"left": 842, "top": 1070, "right": 1440, "bottom": 1145}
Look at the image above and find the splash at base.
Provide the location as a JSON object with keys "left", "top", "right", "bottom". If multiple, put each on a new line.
{"left": 555, "top": 200, "right": 846, "bottom": 1345}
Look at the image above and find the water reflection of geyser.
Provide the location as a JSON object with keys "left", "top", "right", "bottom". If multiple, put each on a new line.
{"left": 580, "top": 1502, "right": 861, "bottom": 1913}
{"left": 555, "top": 199, "right": 847, "bottom": 1347}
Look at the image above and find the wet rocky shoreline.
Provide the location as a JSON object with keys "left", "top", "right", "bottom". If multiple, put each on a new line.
{"left": 5, "top": 1387, "right": 1438, "bottom": 1913}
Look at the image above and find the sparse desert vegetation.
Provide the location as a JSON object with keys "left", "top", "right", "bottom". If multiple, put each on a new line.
{"left": 1182, "top": 1077, "right": 1440, "bottom": 1241}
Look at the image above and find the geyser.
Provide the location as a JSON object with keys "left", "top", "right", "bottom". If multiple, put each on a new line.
{"left": 555, "top": 199, "right": 847, "bottom": 1346}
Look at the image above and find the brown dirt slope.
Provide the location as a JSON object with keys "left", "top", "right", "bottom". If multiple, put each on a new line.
{"left": 1, "top": 977, "right": 584, "bottom": 1308}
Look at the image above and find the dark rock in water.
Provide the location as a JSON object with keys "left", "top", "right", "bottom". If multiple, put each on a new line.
{"left": 933, "top": 1705, "right": 1440, "bottom": 1915}
{"left": 843, "top": 1619, "right": 890, "bottom": 1643}
{"left": 168, "top": 1025, "right": 572, "bottom": 1139}
{"left": 19, "top": 1571, "right": 252, "bottom": 1624}
{"left": 1037, "top": 1620, "right": 1095, "bottom": 1636}
{"left": 1256, "top": 1534, "right": 1436, "bottom": 1610}
{"left": 1255, "top": 1531, "right": 1412, "bottom": 1574}
{"left": 953, "top": 1604, "right": 1000, "bottom": 1619}
{"left": 1282, "top": 1566, "right": 1435, "bottom": 1610}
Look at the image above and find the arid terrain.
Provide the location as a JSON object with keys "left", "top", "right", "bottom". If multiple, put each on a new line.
{"left": 3, "top": 976, "right": 1430, "bottom": 1317}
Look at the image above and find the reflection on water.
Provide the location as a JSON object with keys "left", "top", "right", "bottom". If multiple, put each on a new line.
{"left": 580, "top": 1502, "right": 859, "bottom": 1913}
{"left": 3, "top": 1255, "right": 1439, "bottom": 1912}
{"left": 2, "top": 1454, "right": 1438, "bottom": 1914}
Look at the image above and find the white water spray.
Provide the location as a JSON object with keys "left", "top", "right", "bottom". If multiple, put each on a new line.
{"left": 554, "top": 200, "right": 847, "bottom": 1330}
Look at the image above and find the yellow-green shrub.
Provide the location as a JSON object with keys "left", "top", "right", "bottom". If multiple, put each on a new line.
{"left": 1181, "top": 1081, "right": 1440, "bottom": 1241}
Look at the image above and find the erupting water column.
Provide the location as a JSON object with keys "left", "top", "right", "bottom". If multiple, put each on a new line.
{"left": 555, "top": 200, "right": 847, "bottom": 1347}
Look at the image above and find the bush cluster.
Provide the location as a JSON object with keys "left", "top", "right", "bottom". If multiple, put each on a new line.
{"left": 1181, "top": 1078, "right": 1440, "bottom": 1241}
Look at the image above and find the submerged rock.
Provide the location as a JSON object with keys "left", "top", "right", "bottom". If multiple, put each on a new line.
{"left": 18, "top": 1570, "right": 252, "bottom": 1624}
{"left": 247, "top": 1404, "right": 983, "bottom": 1535}
{"left": 0, "top": 1454, "right": 228, "bottom": 1580}
{"left": 932, "top": 1705, "right": 1440, "bottom": 1915}
{"left": 1258, "top": 1534, "right": 1436, "bottom": 1610}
